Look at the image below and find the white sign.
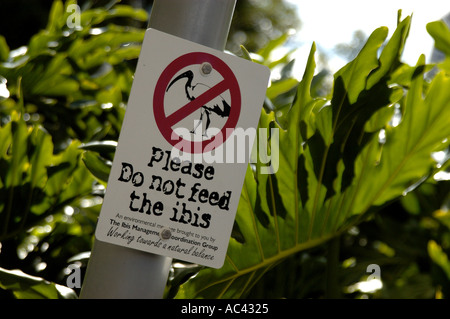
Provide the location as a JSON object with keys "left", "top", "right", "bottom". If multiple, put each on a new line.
{"left": 95, "top": 28, "right": 270, "bottom": 268}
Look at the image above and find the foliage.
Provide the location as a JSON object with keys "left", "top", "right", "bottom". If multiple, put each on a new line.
{"left": 0, "top": 1, "right": 145, "bottom": 148}
{"left": 172, "top": 14, "right": 450, "bottom": 298}
{"left": 427, "top": 19, "right": 450, "bottom": 74}
{"left": 0, "top": 267, "right": 76, "bottom": 299}
{"left": 0, "top": 1, "right": 449, "bottom": 299}
{"left": 0, "top": 0, "right": 300, "bottom": 58}
{"left": 0, "top": 0, "right": 146, "bottom": 298}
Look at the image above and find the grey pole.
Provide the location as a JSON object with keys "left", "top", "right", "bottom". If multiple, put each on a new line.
{"left": 80, "top": 0, "right": 236, "bottom": 299}
{"left": 148, "top": 0, "right": 236, "bottom": 50}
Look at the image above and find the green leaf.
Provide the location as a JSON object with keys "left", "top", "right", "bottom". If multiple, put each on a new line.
{"left": 428, "top": 241, "right": 450, "bottom": 280}
{"left": 67, "top": 29, "right": 144, "bottom": 69}
{"left": 266, "top": 78, "right": 298, "bottom": 100}
{"left": 239, "top": 45, "right": 253, "bottom": 61}
{"left": 107, "top": 45, "right": 142, "bottom": 64}
{"left": 353, "top": 59, "right": 450, "bottom": 212}
{"left": 0, "top": 35, "right": 10, "bottom": 62}
{"left": 27, "top": 32, "right": 60, "bottom": 57}
{"left": 46, "top": 0, "right": 64, "bottom": 32}
{"left": 45, "top": 141, "right": 81, "bottom": 197}
{"left": 79, "top": 140, "right": 118, "bottom": 154}
{"left": 0, "top": 267, "right": 76, "bottom": 299}
{"left": 96, "top": 85, "right": 122, "bottom": 107}
{"left": 0, "top": 113, "right": 94, "bottom": 240}
{"left": 367, "top": 16, "right": 411, "bottom": 87}
{"left": 257, "top": 33, "right": 289, "bottom": 61}
{"left": 81, "top": 151, "right": 112, "bottom": 183}
{"left": 108, "top": 5, "right": 148, "bottom": 22}
{"left": 427, "top": 20, "right": 450, "bottom": 56}
{"left": 335, "top": 26, "right": 388, "bottom": 104}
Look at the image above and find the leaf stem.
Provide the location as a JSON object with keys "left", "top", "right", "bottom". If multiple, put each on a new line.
{"left": 325, "top": 236, "right": 341, "bottom": 299}
{"left": 268, "top": 174, "right": 281, "bottom": 253}
{"left": 243, "top": 179, "right": 265, "bottom": 261}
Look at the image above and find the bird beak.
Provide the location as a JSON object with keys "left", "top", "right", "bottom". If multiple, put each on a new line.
{"left": 166, "top": 70, "right": 194, "bottom": 92}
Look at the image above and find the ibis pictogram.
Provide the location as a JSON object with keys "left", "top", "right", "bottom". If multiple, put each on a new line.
{"left": 166, "top": 69, "right": 231, "bottom": 136}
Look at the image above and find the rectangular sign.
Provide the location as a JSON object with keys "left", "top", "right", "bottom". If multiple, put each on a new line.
{"left": 95, "top": 28, "right": 270, "bottom": 268}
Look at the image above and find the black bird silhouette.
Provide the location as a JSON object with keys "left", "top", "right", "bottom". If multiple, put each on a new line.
{"left": 166, "top": 70, "right": 230, "bottom": 136}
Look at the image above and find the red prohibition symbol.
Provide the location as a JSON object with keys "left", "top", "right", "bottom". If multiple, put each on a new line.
{"left": 153, "top": 52, "right": 241, "bottom": 153}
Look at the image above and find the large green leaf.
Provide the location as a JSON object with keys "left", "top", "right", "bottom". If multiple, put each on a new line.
{"left": 175, "top": 16, "right": 450, "bottom": 298}
{"left": 353, "top": 57, "right": 450, "bottom": 213}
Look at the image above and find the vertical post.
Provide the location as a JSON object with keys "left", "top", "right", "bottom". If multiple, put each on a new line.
{"left": 80, "top": 0, "right": 236, "bottom": 299}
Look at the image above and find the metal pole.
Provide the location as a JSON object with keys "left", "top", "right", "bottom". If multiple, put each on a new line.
{"left": 148, "top": 0, "right": 236, "bottom": 50}
{"left": 80, "top": 0, "right": 236, "bottom": 299}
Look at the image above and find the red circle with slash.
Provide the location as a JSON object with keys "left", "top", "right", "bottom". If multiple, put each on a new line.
{"left": 153, "top": 52, "right": 241, "bottom": 153}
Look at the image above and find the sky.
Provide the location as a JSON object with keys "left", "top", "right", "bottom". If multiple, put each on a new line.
{"left": 284, "top": 0, "right": 449, "bottom": 74}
